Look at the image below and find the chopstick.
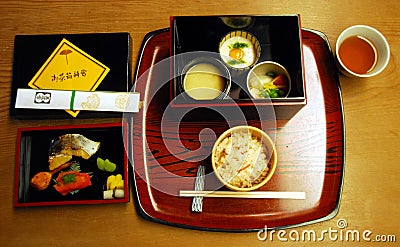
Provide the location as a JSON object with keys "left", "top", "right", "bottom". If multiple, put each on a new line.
{"left": 180, "top": 191, "right": 306, "bottom": 199}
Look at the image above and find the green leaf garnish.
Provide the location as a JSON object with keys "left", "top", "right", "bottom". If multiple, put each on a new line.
{"left": 229, "top": 42, "right": 249, "bottom": 49}
{"left": 69, "top": 161, "right": 81, "bottom": 172}
{"left": 61, "top": 173, "right": 76, "bottom": 184}
{"left": 227, "top": 59, "right": 245, "bottom": 65}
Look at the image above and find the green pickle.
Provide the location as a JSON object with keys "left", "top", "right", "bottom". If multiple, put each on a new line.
{"left": 97, "top": 157, "right": 105, "bottom": 171}
{"left": 104, "top": 159, "right": 117, "bottom": 172}
{"left": 97, "top": 157, "right": 117, "bottom": 172}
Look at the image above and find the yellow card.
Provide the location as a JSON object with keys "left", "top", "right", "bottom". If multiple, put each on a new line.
{"left": 28, "top": 38, "right": 110, "bottom": 117}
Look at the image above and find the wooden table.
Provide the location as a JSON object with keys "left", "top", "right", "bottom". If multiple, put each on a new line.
{"left": 0, "top": 1, "right": 399, "bottom": 246}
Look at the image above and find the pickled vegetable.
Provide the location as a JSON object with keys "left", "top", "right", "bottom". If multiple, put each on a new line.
{"left": 97, "top": 157, "right": 105, "bottom": 170}
{"left": 104, "top": 174, "right": 125, "bottom": 199}
{"left": 104, "top": 159, "right": 117, "bottom": 172}
{"left": 97, "top": 157, "right": 117, "bottom": 172}
{"left": 106, "top": 174, "right": 124, "bottom": 190}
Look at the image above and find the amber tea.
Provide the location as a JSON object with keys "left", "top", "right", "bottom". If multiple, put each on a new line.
{"left": 338, "top": 35, "right": 377, "bottom": 75}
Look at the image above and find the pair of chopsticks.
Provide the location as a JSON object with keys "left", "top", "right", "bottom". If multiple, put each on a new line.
{"left": 181, "top": 190, "right": 306, "bottom": 199}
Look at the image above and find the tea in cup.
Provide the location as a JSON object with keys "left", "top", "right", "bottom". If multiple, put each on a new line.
{"left": 335, "top": 25, "right": 390, "bottom": 77}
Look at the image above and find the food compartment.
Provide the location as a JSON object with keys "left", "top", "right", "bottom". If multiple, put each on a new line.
{"left": 170, "top": 15, "right": 306, "bottom": 115}
{"left": 14, "top": 123, "right": 129, "bottom": 207}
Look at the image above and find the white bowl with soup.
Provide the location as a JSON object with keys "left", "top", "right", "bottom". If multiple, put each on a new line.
{"left": 247, "top": 61, "right": 291, "bottom": 99}
{"left": 182, "top": 57, "right": 231, "bottom": 100}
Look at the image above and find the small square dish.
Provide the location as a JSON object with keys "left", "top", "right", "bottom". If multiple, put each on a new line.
{"left": 170, "top": 15, "right": 306, "bottom": 114}
{"left": 14, "top": 122, "right": 129, "bottom": 207}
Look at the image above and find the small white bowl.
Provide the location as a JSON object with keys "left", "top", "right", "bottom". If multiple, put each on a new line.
{"left": 335, "top": 25, "right": 390, "bottom": 78}
{"left": 181, "top": 57, "right": 231, "bottom": 100}
{"left": 246, "top": 61, "right": 291, "bottom": 99}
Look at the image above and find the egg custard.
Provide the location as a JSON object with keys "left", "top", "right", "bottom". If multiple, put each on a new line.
{"left": 183, "top": 63, "right": 227, "bottom": 100}
{"left": 219, "top": 36, "right": 258, "bottom": 69}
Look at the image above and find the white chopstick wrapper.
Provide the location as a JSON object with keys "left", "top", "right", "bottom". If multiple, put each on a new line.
{"left": 15, "top": 88, "right": 140, "bottom": 112}
{"left": 180, "top": 191, "right": 306, "bottom": 199}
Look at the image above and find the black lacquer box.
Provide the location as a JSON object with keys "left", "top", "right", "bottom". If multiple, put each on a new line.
{"left": 170, "top": 15, "right": 306, "bottom": 119}
{"left": 10, "top": 32, "right": 131, "bottom": 119}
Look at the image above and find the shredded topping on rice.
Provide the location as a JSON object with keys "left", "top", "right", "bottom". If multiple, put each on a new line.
{"left": 213, "top": 129, "right": 270, "bottom": 188}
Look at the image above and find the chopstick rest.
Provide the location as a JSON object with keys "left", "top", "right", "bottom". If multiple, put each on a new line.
{"left": 15, "top": 88, "right": 140, "bottom": 113}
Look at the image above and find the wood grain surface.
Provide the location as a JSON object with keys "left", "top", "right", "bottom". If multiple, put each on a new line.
{"left": 1, "top": 1, "right": 399, "bottom": 246}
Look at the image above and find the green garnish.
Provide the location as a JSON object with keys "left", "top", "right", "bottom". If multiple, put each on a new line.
{"left": 259, "top": 89, "right": 270, "bottom": 98}
{"left": 269, "top": 89, "right": 279, "bottom": 98}
{"left": 61, "top": 173, "right": 76, "bottom": 184}
{"left": 69, "top": 190, "right": 80, "bottom": 195}
{"left": 69, "top": 161, "right": 81, "bottom": 172}
{"left": 259, "top": 88, "right": 285, "bottom": 98}
{"left": 266, "top": 71, "right": 276, "bottom": 77}
{"left": 229, "top": 42, "right": 249, "bottom": 49}
{"left": 227, "top": 59, "right": 245, "bottom": 65}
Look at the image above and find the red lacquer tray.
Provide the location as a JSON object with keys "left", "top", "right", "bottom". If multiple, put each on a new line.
{"left": 130, "top": 28, "right": 344, "bottom": 231}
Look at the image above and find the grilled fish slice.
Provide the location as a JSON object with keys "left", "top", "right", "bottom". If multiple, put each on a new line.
{"left": 48, "top": 154, "right": 72, "bottom": 172}
{"left": 48, "top": 134, "right": 100, "bottom": 171}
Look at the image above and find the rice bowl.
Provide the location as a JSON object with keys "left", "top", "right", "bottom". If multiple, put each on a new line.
{"left": 212, "top": 126, "right": 277, "bottom": 191}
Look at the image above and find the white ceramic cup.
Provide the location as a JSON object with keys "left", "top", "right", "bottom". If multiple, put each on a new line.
{"left": 335, "top": 25, "right": 390, "bottom": 78}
